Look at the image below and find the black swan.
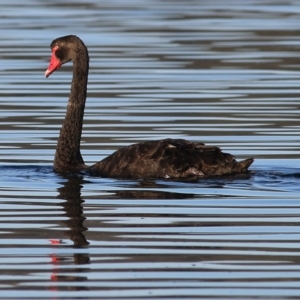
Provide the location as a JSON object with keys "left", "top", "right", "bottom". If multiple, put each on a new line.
{"left": 45, "top": 35, "right": 254, "bottom": 179}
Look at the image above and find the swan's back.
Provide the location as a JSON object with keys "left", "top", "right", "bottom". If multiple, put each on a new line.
{"left": 88, "top": 139, "right": 253, "bottom": 179}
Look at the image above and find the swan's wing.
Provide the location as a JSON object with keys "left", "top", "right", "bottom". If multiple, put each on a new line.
{"left": 88, "top": 138, "right": 253, "bottom": 179}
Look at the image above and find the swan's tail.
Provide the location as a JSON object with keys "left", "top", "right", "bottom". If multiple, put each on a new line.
{"left": 233, "top": 158, "right": 254, "bottom": 173}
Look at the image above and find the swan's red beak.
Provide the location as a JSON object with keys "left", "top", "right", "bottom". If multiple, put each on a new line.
{"left": 45, "top": 47, "right": 61, "bottom": 78}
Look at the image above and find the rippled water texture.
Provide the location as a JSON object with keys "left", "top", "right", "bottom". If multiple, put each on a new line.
{"left": 1, "top": 0, "right": 300, "bottom": 299}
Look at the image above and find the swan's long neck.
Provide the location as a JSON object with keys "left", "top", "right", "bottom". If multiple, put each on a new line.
{"left": 54, "top": 47, "right": 89, "bottom": 172}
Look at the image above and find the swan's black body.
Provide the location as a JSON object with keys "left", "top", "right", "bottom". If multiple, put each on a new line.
{"left": 45, "top": 35, "right": 254, "bottom": 179}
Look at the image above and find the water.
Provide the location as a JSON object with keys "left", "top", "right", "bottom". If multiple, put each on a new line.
{"left": 1, "top": 0, "right": 300, "bottom": 299}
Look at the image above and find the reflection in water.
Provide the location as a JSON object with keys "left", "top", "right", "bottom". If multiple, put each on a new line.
{"left": 57, "top": 175, "right": 89, "bottom": 249}
{"left": 51, "top": 176, "right": 90, "bottom": 290}
{"left": 115, "top": 189, "right": 194, "bottom": 199}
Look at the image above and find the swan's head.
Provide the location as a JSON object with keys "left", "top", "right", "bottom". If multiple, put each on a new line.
{"left": 45, "top": 35, "right": 86, "bottom": 78}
